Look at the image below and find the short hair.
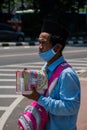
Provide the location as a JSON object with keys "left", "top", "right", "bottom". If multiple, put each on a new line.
{"left": 41, "top": 20, "right": 70, "bottom": 48}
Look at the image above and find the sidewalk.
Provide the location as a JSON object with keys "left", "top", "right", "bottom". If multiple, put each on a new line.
{"left": 77, "top": 78, "right": 87, "bottom": 130}
{"left": 3, "top": 77, "right": 87, "bottom": 130}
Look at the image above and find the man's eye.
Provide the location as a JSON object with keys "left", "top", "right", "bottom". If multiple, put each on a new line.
{"left": 39, "top": 41, "right": 45, "bottom": 45}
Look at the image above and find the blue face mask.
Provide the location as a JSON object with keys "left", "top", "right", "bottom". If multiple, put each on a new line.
{"left": 39, "top": 47, "right": 56, "bottom": 61}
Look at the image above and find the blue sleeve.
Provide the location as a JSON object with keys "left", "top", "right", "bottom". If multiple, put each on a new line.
{"left": 38, "top": 68, "right": 81, "bottom": 116}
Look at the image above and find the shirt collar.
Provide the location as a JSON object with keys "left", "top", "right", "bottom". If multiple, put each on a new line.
{"left": 46, "top": 56, "right": 65, "bottom": 72}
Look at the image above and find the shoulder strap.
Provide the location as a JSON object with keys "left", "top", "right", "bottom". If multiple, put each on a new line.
{"left": 44, "top": 62, "right": 71, "bottom": 96}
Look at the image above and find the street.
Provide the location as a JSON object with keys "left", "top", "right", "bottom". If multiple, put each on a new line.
{"left": 0, "top": 45, "right": 87, "bottom": 130}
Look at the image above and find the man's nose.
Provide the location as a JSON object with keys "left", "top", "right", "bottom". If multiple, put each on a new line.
{"left": 39, "top": 43, "right": 43, "bottom": 49}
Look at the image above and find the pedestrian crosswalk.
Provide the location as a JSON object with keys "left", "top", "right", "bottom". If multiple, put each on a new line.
{"left": 67, "top": 58, "right": 87, "bottom": 73}
{"left": 0, "top": 59, "right": 87, "bottom": 89}
{"left": 0, "top": 59, "right": 87, "bottom": 130}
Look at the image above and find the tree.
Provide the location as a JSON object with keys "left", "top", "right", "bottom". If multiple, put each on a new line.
{"left": 0, "top": 0, "right": 5, "bottom": 12}
{"left": 77, "top": 0, "right": 85, "bottom": 7}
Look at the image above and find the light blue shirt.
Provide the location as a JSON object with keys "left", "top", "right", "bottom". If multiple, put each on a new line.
{"left": 38, "top": 56, "right": 80, "bottom": 130}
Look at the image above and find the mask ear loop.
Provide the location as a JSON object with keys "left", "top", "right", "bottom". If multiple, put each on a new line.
{"left": 52, "top": 44, "right": 60, "bottom": 55}
{"left": 51, "top": 34, "right": 63, "bottom": 54}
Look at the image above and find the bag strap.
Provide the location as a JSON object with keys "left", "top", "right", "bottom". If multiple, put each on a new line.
{"left": 44, "top": 62, "right": 71, "bottom": 96}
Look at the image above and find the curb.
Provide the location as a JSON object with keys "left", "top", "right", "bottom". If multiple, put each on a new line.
{"left": 67, "top": 36, "right": 87, "bottom": 46}
{"left": 0, "top": 40, "right": 87, "bottom": 47}
{"left": 0, "top": 41, "right": 39, "bottom": 47}
{"left": 67, "top": 41, "right": 87, "bottom": 46}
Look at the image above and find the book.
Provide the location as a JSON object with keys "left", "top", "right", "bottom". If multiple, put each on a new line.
{"left": 16, "top": 69, "right": 48, "bottom": 95}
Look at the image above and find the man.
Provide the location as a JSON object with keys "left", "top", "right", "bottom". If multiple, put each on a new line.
{"left": 23, "top": 20, "right": 81, "bottom": 130}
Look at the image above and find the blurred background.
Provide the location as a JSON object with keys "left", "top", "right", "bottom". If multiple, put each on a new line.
{"left": 0, "top": 0, "right": 87, "bottom": 41}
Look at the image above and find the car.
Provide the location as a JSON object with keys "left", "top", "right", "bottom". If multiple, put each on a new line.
{"left": 0, "top": 23, "right": 25, "bottom": 42}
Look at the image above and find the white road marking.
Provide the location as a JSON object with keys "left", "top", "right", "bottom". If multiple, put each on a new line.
{"left": 0, "top": 69, "right": 18, "bottom": 71}
{"left": 67, "top": 59, "right": 87, "bottom": 62}
{"left": 0, "top": 48, "right": 86, "bottom": 58}
{"left": 73, "top": 66, "right": 87, "bottom": 69}
{"left": 0, "top": 95, "right": 21, "bottom": 98}
{"left": 0, "top": 107, "right": 9, "bottom": 111}
{"left": 0, "top": 59, "right": 87, "bottom": 68}
{"left": 0, "top": 52, "right": 38, "bottom": 58}
{"left": 0, "top": 66, "right": 41, "bottom": 70}
{"left": 0, "top": 58, "right": 87, "bottom": 130}
{"left": 75, "top": 69, "right": 87, "bottom": 72}
{"left": 70, "top": 63, "right": 87, "bottom": 66}
{"left": 0, "top": 62, "right": 44, "bottom": 68}
{"left": 0, "top": 79, "right": 15, "bottom": 81}
{"left": 0, "top": 46, "right": 35, "bottom": 50}
{"left": 80, "top": 77, "right": 87, "bottom": 81}
{"left": 0, "top": 96, "right": 24, "bottom": 130}
{"left": 0, "top": 73, "right": 15, "bottom": 76}
{"left": 0, "top": 86, "right": 15, "bottom": 88}
{"left": 24, "top": 46, "right": 30, "bottom": 48}
{"left": 64, "top": 49, "right": 87, "bottom": 53}
{"left": 3, "top": 47, "right": 10, "bottom": 49}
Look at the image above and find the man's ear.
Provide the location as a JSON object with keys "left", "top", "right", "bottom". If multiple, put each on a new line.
{"left": 53, "top": 44, "right": 62, "bottom": 53}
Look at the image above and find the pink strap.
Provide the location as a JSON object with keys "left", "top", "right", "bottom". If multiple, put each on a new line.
{"left": 30, "top": 101, "right": 48, "bottom": 120}
{"left": 30, "top": 101, "right": 48, "bottom": 130}
{"left": 23, "top": 111, "right": 37, "bottom": 130}
{"left": 18, "top": 119, "right": 25, "bottom": 130}
{"left": 44, "top": 62, "right": 71, "bottom": 96}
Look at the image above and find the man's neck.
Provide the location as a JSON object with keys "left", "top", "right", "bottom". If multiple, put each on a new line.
{"left": 47, "top": 53, "right": 62, "bottom": 67}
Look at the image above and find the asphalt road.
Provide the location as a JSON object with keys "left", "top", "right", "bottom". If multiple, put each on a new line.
{"left": 0, "top": 45, "right": 87, "bottom": 65}
{"left": 0, "top": 45, "right": 87, "bottom": 130}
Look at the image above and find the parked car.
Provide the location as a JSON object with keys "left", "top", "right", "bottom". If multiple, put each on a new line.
{"left": 0, "top": 23, "right": 25, "bottom": 42}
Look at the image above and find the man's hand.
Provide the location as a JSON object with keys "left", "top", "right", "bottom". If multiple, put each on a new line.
{"left": 22, "top": 68, "right": 41, "bottom": 101}
{"left": 22, "top": 87, "right": 41, "bottom": 101}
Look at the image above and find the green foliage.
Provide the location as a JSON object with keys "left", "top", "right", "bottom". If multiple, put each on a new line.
{"left": 0, "top": 0, "right": 86, "bottom": 37}
{"left": 20, "top": 12, "right": 41, "bottom": 37}
{"left": 0, "top": 0, "right": 86, "bottom": 13}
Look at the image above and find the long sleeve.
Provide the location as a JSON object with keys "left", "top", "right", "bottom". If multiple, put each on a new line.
{"left": 38, "top": 68, "right": 80, "bottom": 116}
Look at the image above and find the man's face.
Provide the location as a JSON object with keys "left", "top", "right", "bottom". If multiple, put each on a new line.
{"left": 38, "top": 32, "right": 53, "bottom": 54}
